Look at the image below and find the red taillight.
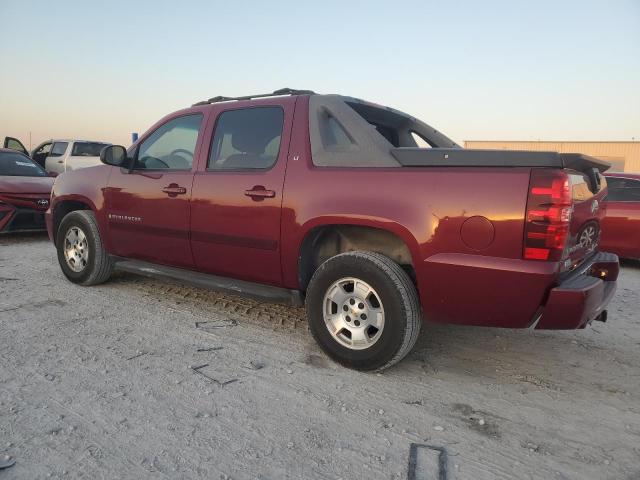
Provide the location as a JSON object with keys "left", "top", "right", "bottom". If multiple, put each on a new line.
{"left": 523, "top": 169, "right": 572, "bottom": 261}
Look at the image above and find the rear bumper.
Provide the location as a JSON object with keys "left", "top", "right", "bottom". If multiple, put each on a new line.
{"left": 535, "top": 251, "right": 619, "bottom": 329}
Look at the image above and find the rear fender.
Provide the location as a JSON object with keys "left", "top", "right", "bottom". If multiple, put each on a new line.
{"left": 294, "top": 215, "right": 422, "bottom": 288}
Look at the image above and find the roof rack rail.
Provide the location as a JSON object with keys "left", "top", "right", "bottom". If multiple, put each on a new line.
{"left": 192, "top": 88, "right": 315, "bottom": 107}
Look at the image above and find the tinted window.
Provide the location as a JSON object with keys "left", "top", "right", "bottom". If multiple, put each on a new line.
{"left": 5, "top": 138, "right": 27, "bottom": 155}
{"left": 321, "top": 115, "right": 353, "bottom": 148}
{"left": 50, "top": 142, "right": 69, "bottom": 157}
{"left": 0, "top": 152, "right": 47, "bottom": 177}
{"left": 136, "top": 114, "right": 202, "bottom": 170}
{"left": 34, "top": 143, "right": 52, "bottom": 156}
{"left": 606, "top": 177, "right": 640, "bottom": 202}
{"left": 72, "top": 142, "right": 110, "bottom": 157}
{"left": 208, "top": 107, "right": 284, "bottom": 170}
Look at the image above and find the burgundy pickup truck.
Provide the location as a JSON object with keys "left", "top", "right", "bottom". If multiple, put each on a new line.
{"left": 46, "top": 88, "right": 618, "bottom": 370}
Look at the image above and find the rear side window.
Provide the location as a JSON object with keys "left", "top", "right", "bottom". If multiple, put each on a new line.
{"left": 606, "top": 177, "right": 640, "bottom": 201}
{"left": 320, "top": 114, "right": 353, "bottom": 148}
{"left": 49, "top": 142, "right": 69, "bottom": 157}
{"left": 72, "top": 142, "right": 110, "bottom": 157}
{"left": 0, "top": 152, "right": 47, "bottom": 176}
{"left": 208, "top": 107, "right": 284, "bottom": 170}
{"left": 135, "top": 114, "right": 202, "bottom": 170}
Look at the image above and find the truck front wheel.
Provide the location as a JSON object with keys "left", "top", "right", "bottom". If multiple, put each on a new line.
{"left": 306, "top": 251, "right": 422, "bottom": 371}
{"left": 56, "top": 210, "right": 114, "bottom": 286}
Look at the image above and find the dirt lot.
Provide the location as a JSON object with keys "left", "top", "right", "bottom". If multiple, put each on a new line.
{"left": 1, "top": 233, "right": 639, "bottom": 480}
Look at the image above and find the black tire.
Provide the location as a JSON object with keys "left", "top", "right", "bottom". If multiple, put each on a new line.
{"left": 56, "top": 210, "right": 114, "bottom": 286}
{"left": 306, "top": 251, "right": 422, "bottom": 371}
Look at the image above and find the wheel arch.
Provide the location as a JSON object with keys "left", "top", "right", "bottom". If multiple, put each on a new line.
{"left": 52, "top": 196, "right": 98, "bottom": 246}
{"left": 296, "top": 218, "right": 421, "bottom": 292}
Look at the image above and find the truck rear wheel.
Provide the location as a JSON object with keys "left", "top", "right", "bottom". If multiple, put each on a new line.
{"left": 56, "top": 210, "right": 114, "bottom": 286}
{"left": 306, "top": 251, "right": 421, "bottom": 371}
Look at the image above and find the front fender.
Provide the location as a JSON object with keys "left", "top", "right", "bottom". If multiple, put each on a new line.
{"left": 47, "top": 165, "right": 111, "bottom": 249}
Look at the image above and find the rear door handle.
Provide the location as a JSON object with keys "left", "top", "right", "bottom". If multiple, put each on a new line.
{"left": 244, "top": 186, "right": 276, "bottom": 200}
{"left": 162, "top": 184, "right": 187, "bottom": 196}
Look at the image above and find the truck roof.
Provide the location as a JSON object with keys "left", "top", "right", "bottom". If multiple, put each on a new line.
{"left": 191, "top": 88, "right": 426, "bottom": 128}
{"left": 190, "top": 88, "right": 460, "bottom": 155}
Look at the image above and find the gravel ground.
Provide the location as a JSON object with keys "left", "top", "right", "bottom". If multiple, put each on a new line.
{"left": 1, "top": 233, "right": 639, "bottom": 480}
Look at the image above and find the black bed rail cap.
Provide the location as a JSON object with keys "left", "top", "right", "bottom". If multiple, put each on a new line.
{"left": 391, "top": 148, "right": 564, "bottom": 168}
{"left": 391, "top": 148, "right": 611, "bottom": 173}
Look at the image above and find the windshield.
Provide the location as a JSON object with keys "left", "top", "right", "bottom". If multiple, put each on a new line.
{"left": 0, "top": 151, "right": 48, "bottom": 177}
{"left": 71, "top": 142, "right": 110, "bottom": 157}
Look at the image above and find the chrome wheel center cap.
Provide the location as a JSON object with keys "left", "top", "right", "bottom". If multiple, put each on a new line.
{"left": 323, "top": 277, "right": 385, "bottom": 350}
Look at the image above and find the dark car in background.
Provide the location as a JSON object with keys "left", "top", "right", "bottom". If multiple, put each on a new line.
{"left": 601, "top": 173, "right": 640, "bottom": 259}
{"left": 0, "top": 148, "right": 54, "bottom": 233}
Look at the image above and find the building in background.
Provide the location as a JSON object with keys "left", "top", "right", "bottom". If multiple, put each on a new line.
{"left": 464, "top": 141, "right": 640, "bottom": 172}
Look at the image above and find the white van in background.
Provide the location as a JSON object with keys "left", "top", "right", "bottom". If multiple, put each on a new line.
{"left": 3, "top": 137, "right": 111, "bottom": 174}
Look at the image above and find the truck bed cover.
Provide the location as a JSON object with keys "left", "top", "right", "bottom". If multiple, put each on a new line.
{"left": 391, "top": 148, "right": 611, "bottom": 172}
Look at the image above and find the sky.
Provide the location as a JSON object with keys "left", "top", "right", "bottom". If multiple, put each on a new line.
{"left": 0, "top": 0, "right": 638, "bottom": 149}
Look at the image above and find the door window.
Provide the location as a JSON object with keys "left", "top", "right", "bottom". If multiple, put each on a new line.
{"left": 135, "top": 114, "right": 202, "bottom": 170}
{"left": 4, "top": 137, "right": 28, "bottom": 155}
{"left": 207, "top": 107, "right": 284, "bottom": 170}
{"left": 606, "top": 177, "right": 640, "bottom": 202}
{"left": 49, "top": 142, "right": 69, "bottom": 157}
{"left": 34, "top": 142, "right": 52, "bottom": 156}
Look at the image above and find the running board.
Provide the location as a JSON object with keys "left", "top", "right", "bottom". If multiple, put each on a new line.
{"left": 113, "top": 258, "right": 304, "bottom": 306}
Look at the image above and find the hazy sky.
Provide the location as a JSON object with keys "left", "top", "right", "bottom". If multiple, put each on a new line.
{"left": 1, "top": 0, "right": 638, "bottom": 149}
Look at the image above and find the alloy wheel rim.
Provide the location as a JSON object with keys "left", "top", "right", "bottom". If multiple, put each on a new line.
{"left": 322, "top": 277, "right": 385, "bottom": 350}
{"left": 579, "top": 225, "right": 596, "bottom": 249}
{"left": 64, "top": 226, "right": 89, "bottom": 272}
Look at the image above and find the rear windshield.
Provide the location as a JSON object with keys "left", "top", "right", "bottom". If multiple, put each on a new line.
{"left": 71, "top": 142, "right": 110, "bottom": 157}
{"left": 0, "top": 151, "right": 47, "bottom": 177}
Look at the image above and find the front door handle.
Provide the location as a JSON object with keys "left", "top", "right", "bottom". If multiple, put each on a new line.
{"left": 244, "top": 186, "right": 276, "bottom": 200}
{"left": 162, "top": 184, "right": 187, "bottom": 197}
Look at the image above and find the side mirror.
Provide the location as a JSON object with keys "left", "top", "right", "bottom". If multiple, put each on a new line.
{"left": 100, "top": 145, "right": 128, "bottom": 167}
